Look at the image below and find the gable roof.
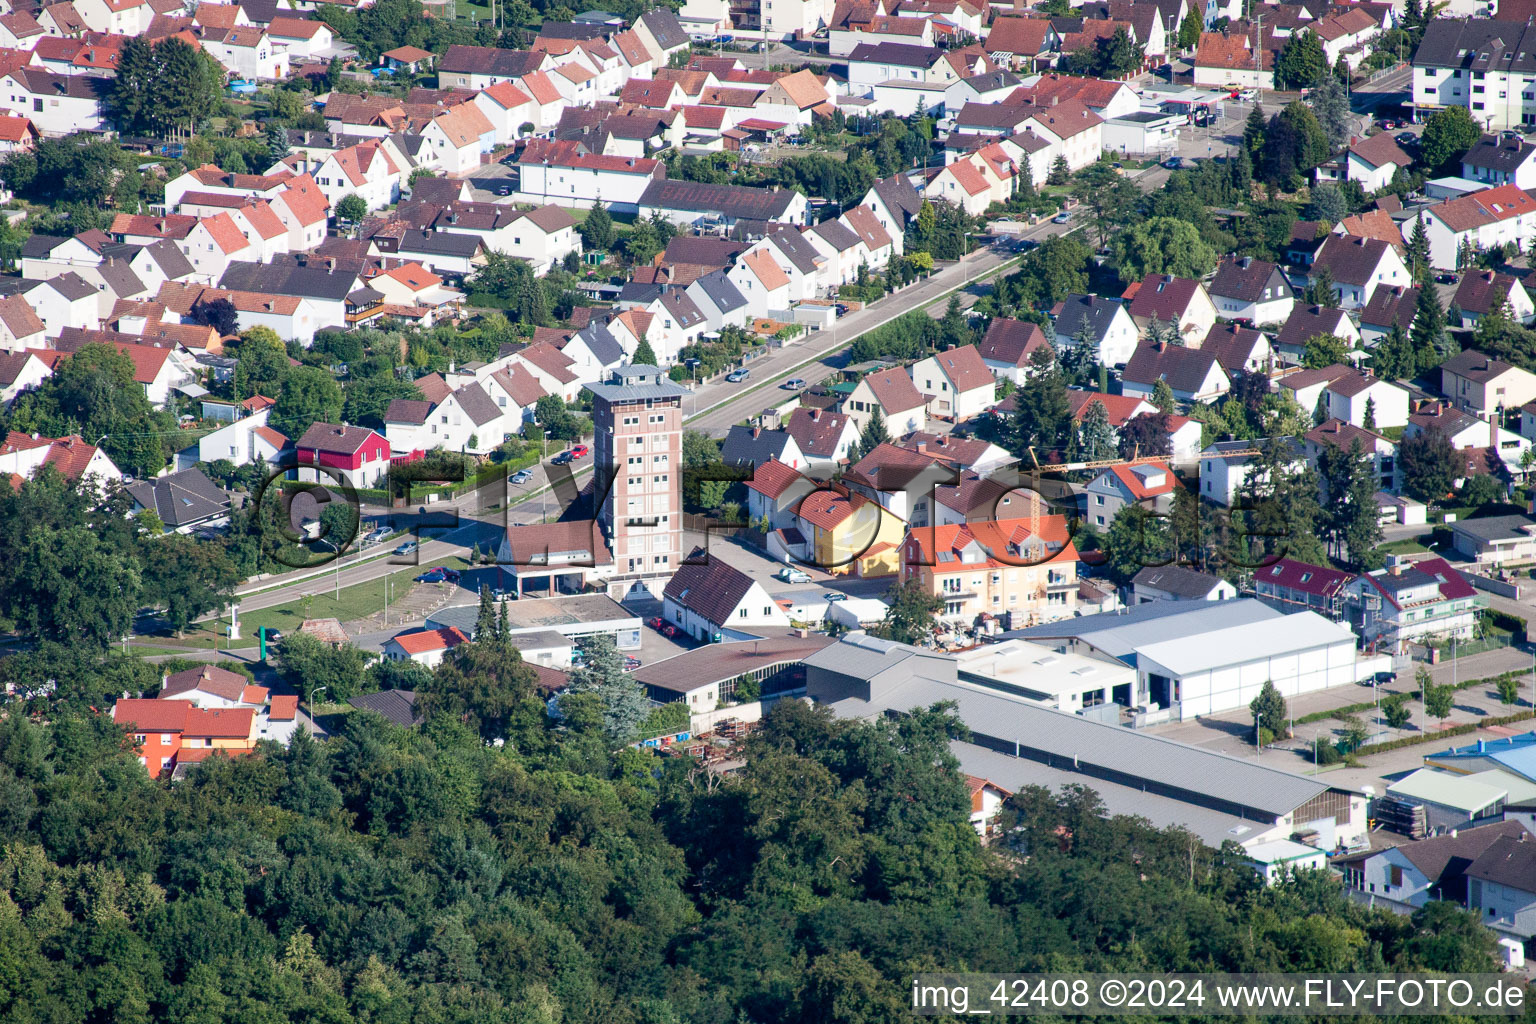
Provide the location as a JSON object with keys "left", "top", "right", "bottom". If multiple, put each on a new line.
{"left": 1360, "top": 284, "right": 1419, "bottom": 331}
{"left": 1127, "top": 273, "right": 1206, "bottom": 322}
{"left": 1348, "top": 130, "right": 1410, "bottom": 171}
{"left": 1275, "top": 304, "right": 1352, "bottom": 351}
{"left": 979, "top": 317, "right": 1050, "bottom": 367}
{"left": 1210, "top": 255, "right": 1286, "bottom": 303}
{"left": 785, "top": 407, "right": 853, "bottom": 457}
{"left": 1123, "top": 342, "right": 1226, "bottom": 394}
{"left": 1053, "top": 292, "right": 1127, "bottom": 343}
{"left": 1200, "top": 323, "right": 1268, "bottom": 373}
{"left": 1453, "top": 269, "right": 1523, "bottom": 316}
{"left": 663, "top": 554, "right": 761, "bottom": 626}
{"left": 928, "top": 343, "right": 993, "bottom": 393}
{"left": 860, "top": 365, "right": 926, "bottom": 414}
{"left": 1256, "top": 557, "right": 1356, "bottom": 598}
{"left": 1065, "top": 390, "right": 1150, "bottom": 426}
{"left": 1313, "top": 233, "right": 1395, "bottom": 287}
{"left": 124, "top": 468, "right": 229, "bottom": 527}
{"left": 1132, "top": 564, "right": 1226, "bottom": 598}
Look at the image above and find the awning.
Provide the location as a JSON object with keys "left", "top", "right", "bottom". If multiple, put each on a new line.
{"left": 735, "top": 118, "right": 788, "bottom": 132}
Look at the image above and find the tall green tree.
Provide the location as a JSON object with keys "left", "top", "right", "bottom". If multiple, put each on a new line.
{"left": 565, "top": 634, "right": 651, "bottom": 745}
{"left": 854, "top": 407, "right": 890, "bottom": 461}
{"left": 1399, "top": 427, "right": 1458, "bottom": 501}
{"left": 870, "top": 579, "right": 944, "bottom": 644}
{"left": 580, "top": 203, "right": 616, "bottom": 250}
{"left": 1411, "top": 282, "right": 1451, "bottom": 374}
{"left": 1249, "top": 680, "right": 1289, "bottom": 743}
{"left": 1275, "top": 30, "right": 1327, "bottom": 89}
{"left": 1076, "top": 397, "right": 1117, "bottom": 462}
{"left": 1007, "top": 347, "right": 1071, "bottom": 461}
{"left": 1308, "top": 73, "right": 1351, "bottom": 148}
{"left": 1421, "top": 106, "right": 1482, "bottom": 176}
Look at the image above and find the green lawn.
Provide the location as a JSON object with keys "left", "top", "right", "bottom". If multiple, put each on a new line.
{"left": 136, "top": 555, "right": 475, "bottom": 650}
{"left": 1378, "top": 535, "right": 1432, "bottom": 555}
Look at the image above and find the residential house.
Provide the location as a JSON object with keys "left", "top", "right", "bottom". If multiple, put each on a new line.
{"left": 125, "top": 468, "right": 230, "bottom": 531}
{"left": 1198, "top": 436, "right": 1305, "bottom": 507}
{"left": 1466, "top": 831, "right": 1536, "bottom": 941}
{"left": 1253, "top": 557, "right": 1356, "bottom": 619}
{"left": 268, "top": 15, "right": 333, "bottom": 58}
{"left": 1274, "top": 303, "right": 1361, "bottom": 365}
{"left": 794, "top": 485, "right": 907, "bottom": 578}
{"left": 1018, "top": 99, "right": 1103, "bottom": 172}
{"left": 382, "top": 627, "right": 471, "bottom": 668}
{"left": 727, "top": 247, "right": 792, "bottom": 318}
{"left": 1132, "top": 565, "right": 1238, "bottom": 604}
{"left": 1083, "top": 460, "right": 1177, "bottom": 529}
{"left": 685, "top": 269, "right": 749, "bottom": 332}
{"left": 722, "top": 424, "right": 806, "bottom": 472}
{"left": 908, "top": 343, "right": 996, "bottom": 422}
{"left": 1359, "top": 284, "right": 1420, "bottom": 345}
{"left": 0, "top": 430, "right": 120, "bottom": 487}
{"left": 784, "top": 406, "right": 859, "bottom": 474}
{"left": 843, "top": 365, "right": 928, "bottom": 435}
{"left": 1121, "top": 342, "right": 1230, "bottom": 404}
{"left": 1452, "top": 270, "right": 1535, "bottom": 327}
{"left": 1208, "top": 255, "right": 1294, "bottom": 326}
{"left": 294, "top": 421, "right": 391, "bottom": 488}
{"left": 1403, "top": 184, "right": 1536, "bottom": 270}
{"left": 1199, "top": 323, "right": 1273, "bottom": 376}
{"left": 1406, "top": 398, "right": 1530, "bottom": 473}
{"left": 978, "top": 317, "right": 1051, "bottom": 384}
{"left": 640, "top": 178, "right": 808, "bottom": 230}
{"left": 187, "top": 396, "right": 287, "bottom": 468}
{"left": 1127, "top": 273, "right": 1217, "bottom": 345}
{"left": 437, "top": 45, "right": 551, "bottom": 90}
{"left": 0, "top": 68, "right": 106, "bottom": 135}
{"left": 422, "top": 103, "right": 496, "bottom": 175}
{"left": 1463, "top": 133, "right": 1536, "bottom": 189}
{"left": 1340, "top": 821, "right": 1530, "bottom": 912}
{"left": 1052, "top": 292, "right": 1139, "bottom": 367}
{"left": 1344, "top": 556, "right": 1482, "bottom": 647}
{"left": 1412, "top": 18, "right": 1536, "bottom": 132}
{"left": 1311, "top": 233, "right": 1411, "bottom": 310}
{"left": 0, "top": 294, "right": 44, "bottom": 351}
{"left": 901, "top": 515, "right": 1079, "bottom": 625}
{"left": 1314, "top": 367, "right": 1411, "bottom": 429}
{"left": 1303, "top": 419, "right": 1401, "bottom": 492}
{"left": 1440, "top": 349, "right": 1536, "bottom": 416}
{"left": 1320, "top": 131, "right": 1410, "bottom": 192}
{"left": 517, "top": 139, "right": 664, "bottom": 212}
{"left": 0, "top": 350, "right": 51, "bottom": 407}
{"left": 112, "top": 698, "right": 256, "bottom": 776}
{"left": 1193, "top": 28, "right": 1274, "bottom": 90}
{"left": 983, "top": 16, "right": 1058, "bottom": 71}
{"left": 662, "top": 558, "right": 791, "bottom": 642}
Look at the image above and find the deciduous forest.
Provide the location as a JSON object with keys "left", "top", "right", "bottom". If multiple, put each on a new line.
{"left": 0, "top": 636, "right": 1500, "bottom": 1023}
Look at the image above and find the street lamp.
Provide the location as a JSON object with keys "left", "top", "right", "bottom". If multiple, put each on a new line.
{"left": 308, "top": 684, "right": 328, "bottom": 714}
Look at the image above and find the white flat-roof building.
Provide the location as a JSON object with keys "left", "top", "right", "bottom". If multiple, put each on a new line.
{"left": 1133, "top": 610, "right": 1388, "bottom": 720}
{"left": 953, "top": 639, "right": 1136, "bottom": 713}
{"left": 1246, "top": 839, "right": 1329, "bottom": 884}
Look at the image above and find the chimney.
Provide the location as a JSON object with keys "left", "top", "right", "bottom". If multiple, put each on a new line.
{"left": 751, "top": 427, "right": 760, "bottom": 438}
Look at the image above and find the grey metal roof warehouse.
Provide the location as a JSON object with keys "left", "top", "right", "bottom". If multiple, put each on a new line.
{"left": 824, "top": 676, "right": 1331, "bottom": 820}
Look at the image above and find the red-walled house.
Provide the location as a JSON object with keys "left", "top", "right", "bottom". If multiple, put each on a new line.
{"left": 295, "top": 422, "right": 392, "bottom": 488}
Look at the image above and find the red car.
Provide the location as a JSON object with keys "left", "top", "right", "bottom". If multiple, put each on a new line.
{"left": 570, "top": 444, "right": 590, "bottom": 459}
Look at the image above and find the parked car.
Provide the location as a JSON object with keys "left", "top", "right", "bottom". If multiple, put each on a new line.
{"left": 824, "top": 592, "right": 847, "bottom": 602}
{"left": 510, "top": 469, "right": 534, "bottom": 484}
{"left": 1052, "top": 211, "right": 1071, "bottom": 224}
{"left": 550, "top": 450, "right": 574, "bottom": 465}
{"left": 1395, "top": 132, "right": 1418, "bottom": 147}
{"left": 623, "top": 656, "right": 642, "bottom": 672}
{"left": 393, "top": 541, "right": 418, "bottom": 556}
{"left": 1435, "top": 272, "right": 1458, "bottom": 284}
{"left": 492, "top": 587, "right": 517, "bottom": 601}
{"left": 430, "top": 566, "right": 461, "bottom": 582}
{"left": 782, "top": 378, "right": 806, "bottom": 390}
{"left": 569, "top": 444, "right": 589, "bottom": 459}
{"left": 726, "top": 369, "right": 750, "bottom": 382}
{"left": 496, "top": 185, "right": 512, "bottom": 196}
{"left": 415, "top": 571, "right": 446, "bottom": 583}
{"left": 775, "top": 566, "right": 812, "bottom": 583}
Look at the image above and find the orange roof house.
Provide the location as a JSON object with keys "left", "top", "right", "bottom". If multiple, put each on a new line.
{"left": 902, "top": 515, "right": 1080, "bottom": 624}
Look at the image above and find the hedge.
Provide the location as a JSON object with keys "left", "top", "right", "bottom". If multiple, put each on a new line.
{"left": 1293, "top": 669, "right": 1515, "bottom": 727}
{"left": 639, "top": 701, "right": 691, "bottom": 739}
{"left": 1356, "top": 708, "right": 1536, "bottom": 757}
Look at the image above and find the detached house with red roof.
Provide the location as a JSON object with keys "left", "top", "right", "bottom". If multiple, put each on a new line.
{"left": 909, "top": 343, "right": 996, "bottom": 421}
{"left": 844, "top": 365, "right": 929, "bottom": 435}
{"left": 1311, "top": 233, "right": 1410, "bottom": 310}
{"left": 383, "top": 626, "right": 471, "bottom": 668}
{"left": 113, "top": 698, "right": 257, "bottom": 776}
{"left": 1253, "top": 557, "right": 1356, "bottom": 620}
{"left": 1083, "top": 460, "right": 1177, "bottom": 528}
{"left": 662, "top": 557, "right": 790, "bottom": 643}
{"left": 0, "top": 430, "right": 120, "bottom": 486}
{"left": 1404, "top": 184, "right": 1536, "bottom": 270}
{"left": 283, "top": 141, "right": 403, "bottom": 214}
{"left": 1343, "top": 557, "right": 1481, "bottom": 649}
{"left": 516, "top": 138, "right": 664, "bottom": 212}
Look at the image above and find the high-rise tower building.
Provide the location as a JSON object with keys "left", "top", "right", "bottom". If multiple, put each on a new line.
{"left": 585, "top": 364, "right": 687, "bottom": 584}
